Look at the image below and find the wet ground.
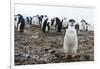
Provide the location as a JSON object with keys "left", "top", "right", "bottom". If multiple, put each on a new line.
{"left": 15, "top": 25, "right": 94, "bottom": 65}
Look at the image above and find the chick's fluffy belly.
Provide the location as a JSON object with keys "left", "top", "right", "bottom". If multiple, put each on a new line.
{"left": 64, "top": 29, "right": 77, "bottom": 46}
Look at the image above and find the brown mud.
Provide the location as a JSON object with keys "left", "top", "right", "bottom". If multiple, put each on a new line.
{"left": 15, "top": 25, "right": 94, "bottom": 65}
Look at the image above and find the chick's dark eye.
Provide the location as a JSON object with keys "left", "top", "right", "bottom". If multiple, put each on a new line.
{"left": 15, "top": 18, "right": 16, "bottom": 20}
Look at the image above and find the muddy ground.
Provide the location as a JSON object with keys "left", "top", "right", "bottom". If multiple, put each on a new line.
{"left": 15, "top": 25, "right": 94, "bottom": 65}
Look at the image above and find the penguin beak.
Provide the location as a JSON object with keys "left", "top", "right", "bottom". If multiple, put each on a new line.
{"left": 71, "top": 22, "right": 74, "bottom": 26}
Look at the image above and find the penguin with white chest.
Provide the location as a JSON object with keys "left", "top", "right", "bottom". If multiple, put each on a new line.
{"left": 63, "top": 19, "right": 78, "bottom": 58}
{"left": 14, "top": 14, "right": 25, "bottom": 32}
{"left": 41, "top": 16, "right": 51, "bottom": 33}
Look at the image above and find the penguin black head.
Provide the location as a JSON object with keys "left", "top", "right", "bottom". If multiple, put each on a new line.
{"left": 69, "top": 19, "right": 75, "bottom": 23}
{"left": 81, "top": 19, "right": 86, "bottom": 23}
{"left": 69, "top": 19, "right": 76, "bottom": 27}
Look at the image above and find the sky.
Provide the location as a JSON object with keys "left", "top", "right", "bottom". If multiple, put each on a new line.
{"left": 15, "top": 4, "right": 94, "bottom": 30}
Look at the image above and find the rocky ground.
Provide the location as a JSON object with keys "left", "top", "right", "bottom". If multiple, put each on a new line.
{"left": 15, "top": 25, "right": 94, "bottom": 65}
